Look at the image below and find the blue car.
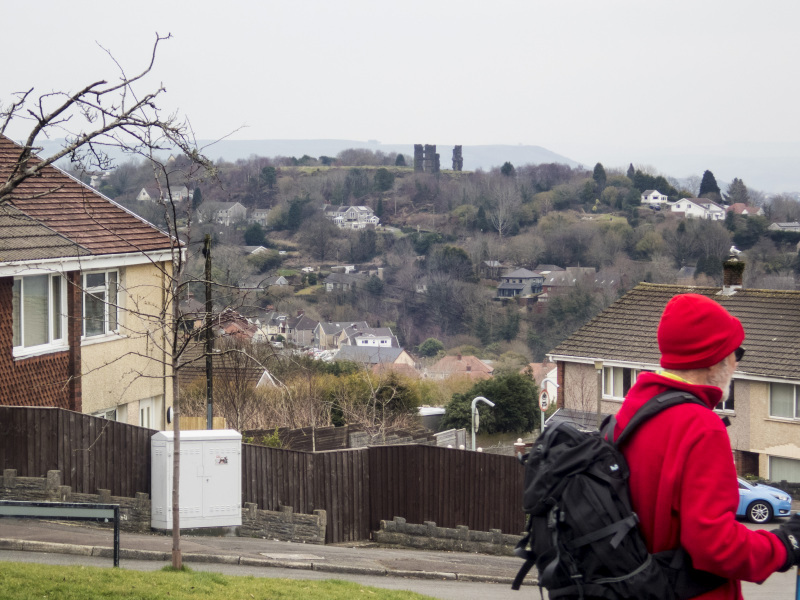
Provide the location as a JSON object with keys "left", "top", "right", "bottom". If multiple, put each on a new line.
{"left": 737, "top": 478, "right": 792, "bottom": 523}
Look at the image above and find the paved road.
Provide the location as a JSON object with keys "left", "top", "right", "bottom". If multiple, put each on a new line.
{"left": 0, "top": 517, "right": 796, "bottom": 599}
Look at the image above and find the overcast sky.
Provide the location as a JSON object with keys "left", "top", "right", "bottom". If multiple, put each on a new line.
{"left": 4, "top": 1, "right": 799, "bottom": 189}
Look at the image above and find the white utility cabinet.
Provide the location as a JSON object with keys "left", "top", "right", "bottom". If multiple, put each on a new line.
{"left": 151, "top": 429, "right": 242, "bottom": 530}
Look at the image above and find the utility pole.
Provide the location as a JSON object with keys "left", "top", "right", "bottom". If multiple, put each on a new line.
{"left": 203, "top": 234, "right": 214, "bottom": 430}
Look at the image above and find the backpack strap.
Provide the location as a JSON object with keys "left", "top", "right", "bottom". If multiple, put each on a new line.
{"left": 613, "top": 390, "right": 705, "bottom": 448}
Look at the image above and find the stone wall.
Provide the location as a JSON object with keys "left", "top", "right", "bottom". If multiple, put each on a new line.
{"left": 1, "top": 469, "right": 150, "bottom": 533}
{"left": 241, "top": 503, "right": 326, "bottom": 544}
{"left": 2, "top": 469, "right": 327, "bottom": 544}
{"left": 374, "top": 516, "right": 519, "bottom": 556}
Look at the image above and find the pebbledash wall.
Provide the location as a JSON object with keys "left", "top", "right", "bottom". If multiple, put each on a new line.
{"left": 1, "top": 469, "right": 325, "bottom": 544}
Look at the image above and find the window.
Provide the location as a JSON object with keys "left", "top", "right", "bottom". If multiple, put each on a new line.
{"left": 12, "top": 274, "right": 66, "bottom": 353}
{"left": 715, "top": 381, "right": 735, "bottom": 412}
{"left": 83, "top": 270, "right": 118, "bottom": 337}
{"left": 603, "top": 367, "right": 643, "bottom": 400}
{"left": 139, "top": 398, "right": 153, "bottom": 428}
{"left": 770, "top": 383, "right": 800, "bottom": 419}
{"left": 770, "top": 456, "right": 800, "bottom": 483}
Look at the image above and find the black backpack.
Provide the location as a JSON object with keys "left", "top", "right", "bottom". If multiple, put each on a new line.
{"left": 512, "top": 390, "right": 727, "bottom": 599}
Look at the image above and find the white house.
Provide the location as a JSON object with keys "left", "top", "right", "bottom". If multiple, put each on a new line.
{"left": 670, "top": 198, "right": 725, "bottom": 221}
{"left": 249, "top": 208, "right": 271, "bottom": 227}
{"left": 641, "top": 189, "right": 669, "bottom": 206}
{"left": 323, "top": 205, "right": 380, "bottom": 229}
{"left": 136, "top": 185, "right": 190, "bottom": 202}
{"left": 197, "top": 201, "right": 247, "bottom": 226}
{"left": 768, "top": 222, "right": 800, "bottom": 232}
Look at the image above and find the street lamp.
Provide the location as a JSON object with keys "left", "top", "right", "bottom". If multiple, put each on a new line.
{"left": 471, "top": 396, "right": 495, "bottom": 451}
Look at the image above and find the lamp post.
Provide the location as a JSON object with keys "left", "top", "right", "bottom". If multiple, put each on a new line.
{"left": 594, "top": 360, "right": 604, "bottom": 429}
{"left": 471, "top": 396, "right": 495, "bottom": 451}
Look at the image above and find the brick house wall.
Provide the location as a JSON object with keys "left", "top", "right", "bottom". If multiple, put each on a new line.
{"left": 0, "top": 273, "right": 82, "bottom": 410}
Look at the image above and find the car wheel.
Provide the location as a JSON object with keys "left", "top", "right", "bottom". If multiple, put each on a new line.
{"left": 747, "top": 501, "right": 774, "bottom": 524}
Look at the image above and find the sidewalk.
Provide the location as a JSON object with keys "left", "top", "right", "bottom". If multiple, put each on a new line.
{"left": 0, "top": 518, "right": 525, "bottom": 585}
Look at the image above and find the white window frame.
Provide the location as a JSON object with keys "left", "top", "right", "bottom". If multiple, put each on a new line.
{"left": 12, "top": 273, "right": 68, "bottom": 357}
{"left": 82, "top": 269, "right": 119, "bottom": 339}
{"left": 769, "top": 382, "right": 800, "bottom": 420}
{"left": 602, "top": 367, "right": 644, "bottom": 401}
{"left": 139, "top": 397, "right": 153, "bottom": 429}
{"left": 714, "top": 381, "right": 735, "bottom": 413}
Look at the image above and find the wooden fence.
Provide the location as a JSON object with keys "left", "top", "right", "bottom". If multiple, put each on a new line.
{"left": 0, "top": 406, "right": 155, "bottom": 498}
{"left": 242, "top": 443, "right": 524, "bottom": 544}
{"left": 1, "top": 407, "right": 524, "bottom": 544}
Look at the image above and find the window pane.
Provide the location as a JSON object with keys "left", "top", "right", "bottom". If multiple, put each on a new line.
{"left": 108, "top": 271, "right": 118, "bottom": 331}
{"left": 613, "top": 367, "right": 624, "bottom": 398}
{"left": 85, "top": 291, "right": 106, "bottom": 337}
{"left": 51, "top": 276, "right": 62, "bottom": 340}
{"left": 23, "top": 275, "right": 49, "bottom": 347}
{"left": 12, "top": 279, "right": 21, "bottom": 347}
{"left": 603, "top": 367, "right": 612, "bottom": 396}
{"left": 770, "top": 383, "right": 794, "bottom": 418}
{"left": 86, "top": 272, "right": 105, "bottom": 288}
{"left": 770, "top": 456, "right": 800, "bottom": 483}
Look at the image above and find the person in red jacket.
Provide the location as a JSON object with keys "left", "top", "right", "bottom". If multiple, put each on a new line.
{"left": 612, "top": 293, "right": 800, "bottom": 599}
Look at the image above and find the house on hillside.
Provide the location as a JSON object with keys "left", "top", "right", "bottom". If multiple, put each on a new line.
{"left": 314, "top": 321, "right": 370, "bottom": 350}
{"left": 333, "top": 345, "right": 414, "bottom": 367}
{"left": 768, "top": 222, "right": 800, "bottom": 233}
{"left": 0, "top": 135, "right": 174, "bottom": 428}
{"left": 323, "top": 205, "right": 380, "bottom": 229}
{"left": 249, "top": 208, "right": 271, "bottom": 227}
{"left": 496, "top": 268, "right": 544, "bottom": 299}
{"left": 197, "top": 201, "right": 247, "bottom": 226}
{"left": 286, "top": 312, "right": 318, "bottom": 347}
{"left": 670, "top": 198, "right": 725, "bottom": 220}
{"left": 641, "top": 190, "right": 669, "bottom": 207}
{"left": 541, "top": 267, "right": 596, "bottom": 298}
{"left": 546, "top": 259, "right": 800, "bottom": 481}
{"left": 324, "top": 271, "right": 366, "bottom": 292}
{"left": 338, "top": 324, "right": 399, "bottom": 348}
{"left": 136, "top": 185, "right": 190, "bottom": 202}
{"left": 427, "top": 354, "right": 494, "bottom": 380}
{"left": 727, "top": 203, "right": 764, "bottom": 217}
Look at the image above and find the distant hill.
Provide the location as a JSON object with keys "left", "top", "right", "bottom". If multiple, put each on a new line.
{"left": 25, "top": 138, "right": 800, "bottom": 194}
{"left": 29, "top": 138, "right": 579, "bottom": 172}
{"left": 193, "top": 139, "right": 581, "bottom": 172}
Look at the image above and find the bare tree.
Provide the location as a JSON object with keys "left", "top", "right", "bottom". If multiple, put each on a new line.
{"left": 486, "top": 178, "right": 521, "bottom": 240}
{"left": 0, "top": 34, "right": 224, "bottom": 570}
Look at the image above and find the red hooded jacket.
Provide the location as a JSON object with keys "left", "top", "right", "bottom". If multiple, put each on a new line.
{"left": 612, "top": 372, "right": 787, "bottom": 599}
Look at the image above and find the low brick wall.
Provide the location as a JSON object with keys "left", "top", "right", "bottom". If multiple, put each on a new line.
{"left": 2, "top": 469, "right": 327, "bottom": 544}
{"left": 2, "top": 469, "right": 151, "bottom": 533}
{"left": 374, "top": 516, "right": 519, "bottom": 556}
{"left": 241, "top": 503, "right": 326, "bottom": 544}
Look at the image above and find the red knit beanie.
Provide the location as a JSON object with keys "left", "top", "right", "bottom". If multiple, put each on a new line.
{"left": 658, "top": 293, "right": 745, "bottom": 370}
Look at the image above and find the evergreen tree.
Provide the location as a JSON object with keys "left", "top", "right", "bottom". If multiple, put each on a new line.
{"left": 287, "top": 200, "right": 304, "bottom": 231}
{"left": 244, "top": 222, "right": 266, "bottom": 246}
{"left": 592, "top": 162, "right": 607, "bottom": 191}
{"left": 373, "top": 168, "right": 394, "bottom": 192}
{"left": 699, "top": 170, "right": 720, "bottom": 198}
{"left": 395, "top": 154, "right": 406, "bottom": 167}
{"left": 191, "top": 187, "right": 203, "bottom": 210}
{"left": 500, "top": 161, "right": 516, "bottom": 177}
{"left": 474, "top": 314, "right": 491, "bottom": 345}
{"left": 724, "top": 178, "right": 750, "bottom": 205}
{"left": 375, "top": 197, "right": 384, "bottom": 218}
{"left": 259, "top": 166, "right": 277, "bottom": 189}
{"left": 626, "top": 163, "right": 635, "bottom": 180}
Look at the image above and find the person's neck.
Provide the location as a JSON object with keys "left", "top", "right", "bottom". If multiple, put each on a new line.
{"left": 659, "top": 368, "right": 712, "bottom": 386}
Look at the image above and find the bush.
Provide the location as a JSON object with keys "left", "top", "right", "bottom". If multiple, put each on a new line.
{"left": 418, "top": 338, "right": 444, "bottom": 357}
{"left": 439, "top": 372, "right": 538, "bottom": 434}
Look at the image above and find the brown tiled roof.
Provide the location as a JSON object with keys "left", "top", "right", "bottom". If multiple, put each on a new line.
{"left": 0, "top": 204, "right": 91, "bottom": 261}
{"left": 1, "top": 135, "right": 173, "bottom": 255}
{"left": 548, "top": 282, "right": 800, "bottom": 380}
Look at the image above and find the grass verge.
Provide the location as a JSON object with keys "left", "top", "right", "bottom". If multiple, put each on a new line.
{"left": 0, "top": 562, "right": 435, "bottom": 600}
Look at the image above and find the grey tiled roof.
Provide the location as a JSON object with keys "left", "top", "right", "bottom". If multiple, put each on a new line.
{"left": 548, "top": 282, "right": 800, "bottom": 380}
{"left": 334, "top": 345, "right": 404, "bottom": 364}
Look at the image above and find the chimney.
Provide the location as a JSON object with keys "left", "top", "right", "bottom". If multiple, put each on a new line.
{"left": 457, "top": 354, "right": 462, "bottom": 361}
{"left": 720, "top": 255, "right": 745, "bottom": 295}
